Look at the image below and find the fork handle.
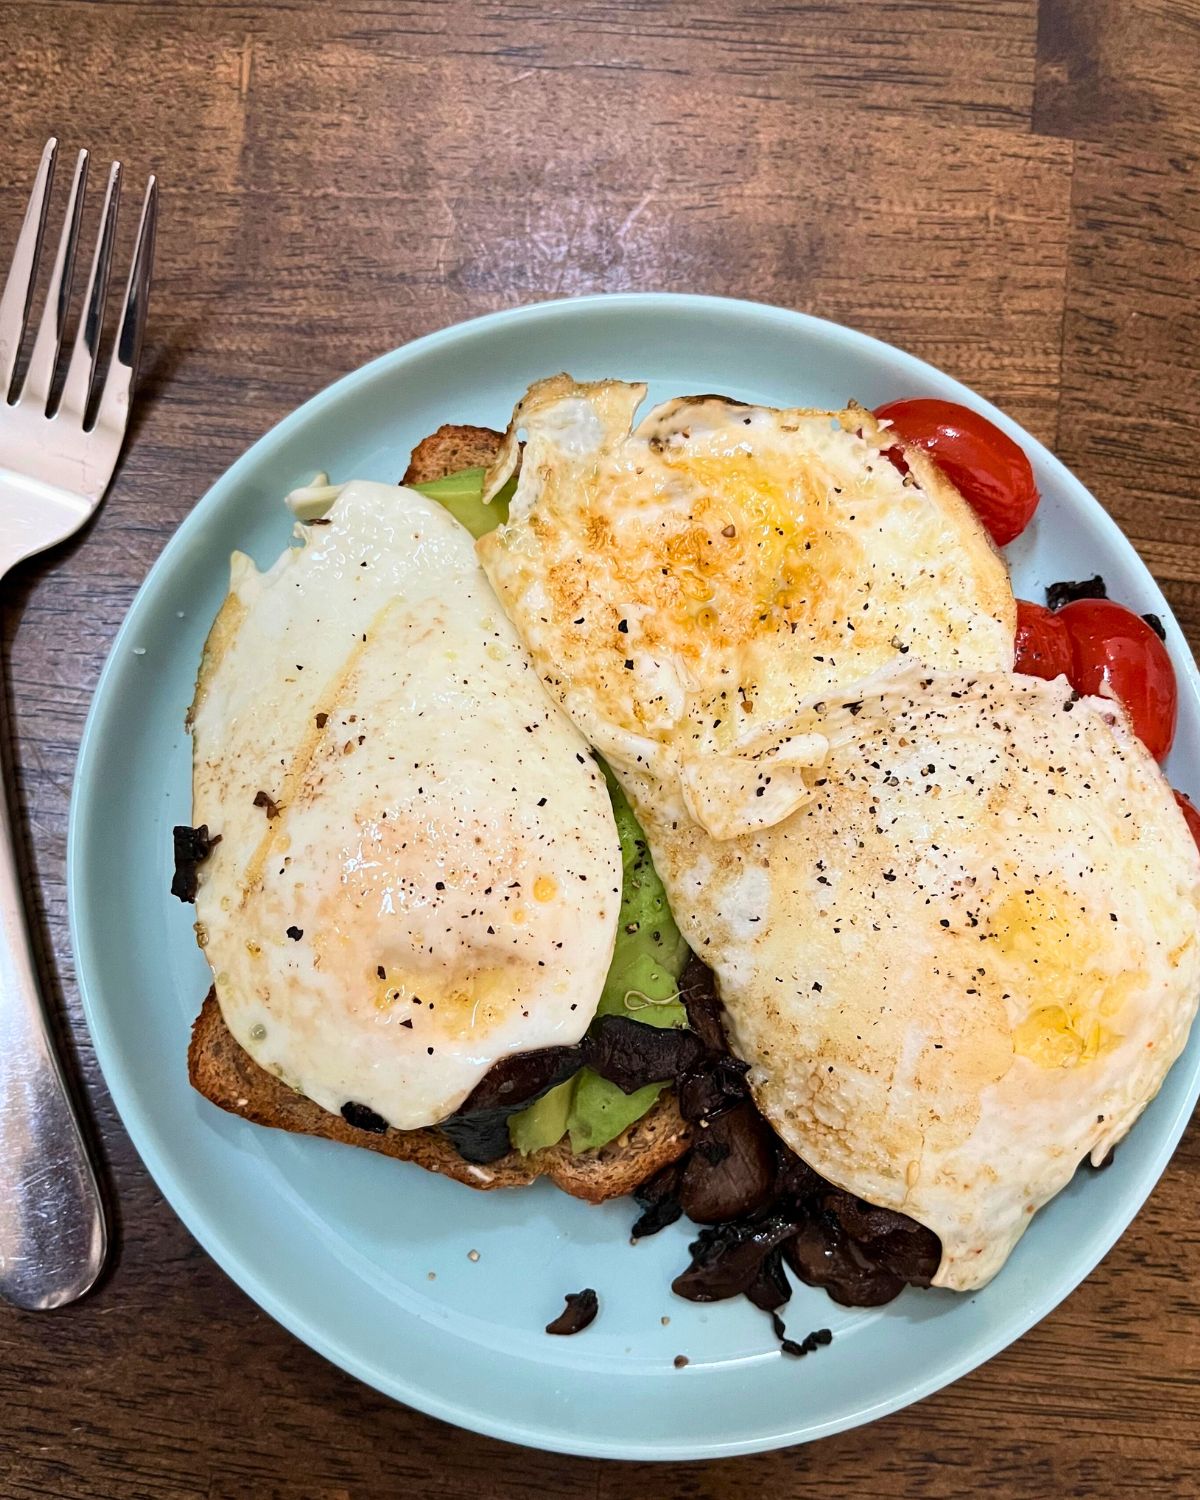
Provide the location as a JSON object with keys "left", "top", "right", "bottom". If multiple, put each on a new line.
{"left": 0, "top": 768, "right": 106, "bottom": 1309}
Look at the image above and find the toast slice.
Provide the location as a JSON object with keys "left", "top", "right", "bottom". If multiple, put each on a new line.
{"left": 186, "top": 424, "right": 692, "bottom": 1202}
{"left": 402, "top": 424, "right": 509, "bottom": 485}
{"left": 189, "top": 990, "right": 689, "bottom": 1202}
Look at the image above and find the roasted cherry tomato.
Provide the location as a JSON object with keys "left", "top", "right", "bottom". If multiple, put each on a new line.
{"left": 1174, "top": 791, "right": 1200, "bottom": 855}
{"left": 873, "top": 398, "right": 1040, "bottom": 547}
{"left": 1014, "top": 600, "right": 1073, "bottom": 681}
{"left": 1057, "top": 598, "right": 1178, "bottom": 761}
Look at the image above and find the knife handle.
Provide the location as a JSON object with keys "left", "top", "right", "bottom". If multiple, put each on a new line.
{"left": 0, "top": 768, "right": 106, "bottom": 1310}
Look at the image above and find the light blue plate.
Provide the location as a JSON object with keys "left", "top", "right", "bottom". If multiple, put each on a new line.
{"left": 68, "top": 294, "right": 1200, "bottom": 1459}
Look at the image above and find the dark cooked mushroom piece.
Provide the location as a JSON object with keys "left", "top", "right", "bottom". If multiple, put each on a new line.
{"left": 660, "top": 1100, "right": 942, "bottom": 1310}
{"left": 679, "top": 1101, "right": 776, "bottom": 1224}
{"left": 773, "top": 1142, "right": 826, "bottom": 1201}
{"left": 830, "top": 1192, "right": 939, "bottom": 1288}
{"left": 434, "top": 1004, "right": 711, "bottom": 1168}
{"left": 1046, "top": 574, "right": 1107, "bottom": 611}
{"left": 545, "top": 1288, "right": 599, "bottom": 1335}
{"left": 582, "top": 1014, "right": 705, "bottom": 1094}
{"left": 779, "top": 1325, "right": 833, "bottom": 1358}
{"left": 171, "top": 824, "right": 221, "bottom": 903}
{"left": 456, "top": 1044, "right": 584, "bottom": 1114}
{"left": 678, "top": 952, "right": 730, "bottom": 1053}
{"left": 784, "top": 1207, "right": 905, "bottom": 1308}
{"left": 341, "top": 1101, "right": 389, "bottom": 1134}
{"left": 671, "top": 1212, "right": 801, "bottom": 1304}
{"left": 827, "top": 1190, "right": 941, "bottom": 1286}
{"left": 437, "top": 1043, "right": 583, "bottom": 1164}
{"left": 784, "top": 1189, "right": 941, "bottom": 1307}
{"left": 631, "top": 1159, "right": 685, "bottom": 1240}
{"left": 676, "top": 1054, "right": 751, "bottom": 1123}
{"left": 745, "top": 1245, "right": 792, "bottom": 1313}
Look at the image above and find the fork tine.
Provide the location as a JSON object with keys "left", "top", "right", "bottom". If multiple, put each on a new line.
{"left": 0, "top": 137, "right": 57, "bottom": 399}
{"left": 22, "top": 148, "right": 89, "bottom": 411}
{"left": 59, "top": 161, "right": 121, "bottom": 425}
{"left": 93, "top": 175, "right": 156, "bottom": 438}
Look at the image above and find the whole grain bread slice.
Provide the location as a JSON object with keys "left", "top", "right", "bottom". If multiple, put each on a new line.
{"left": 189, "top": 990, "right": 689, "bottom": 1202}
{"left": 186, "top": 423, "right": 692, "bottom": 1203}
{"left": 402, "top": 424, "right": 508, "bottom": 485}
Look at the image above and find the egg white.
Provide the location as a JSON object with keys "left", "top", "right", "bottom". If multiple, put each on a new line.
{"left": 627, "top": 666, "right": 1200, "bottom": 1289}
{"left": 189, "top": 480, "right": 620, "bottom": 1131}
{"left": 478, "top": 376, "right": 1015, "bottom": 842}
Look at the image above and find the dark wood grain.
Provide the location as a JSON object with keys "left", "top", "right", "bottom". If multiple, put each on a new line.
{"left": 1035, "top": 0, "right": 1200, "bottom": 151}
{"left": 1, "top": 1, "right": 1198, "bottom": 1495}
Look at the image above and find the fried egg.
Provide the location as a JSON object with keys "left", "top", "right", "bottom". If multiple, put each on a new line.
{"left": 189, "top": 480, "right": 620, "bottom": 1131}
{"left": 478, "top": 376, "right": 1015, "bottom": 841}
{"left": 626, "top": 666, "right": 1200, "bottom": 1289}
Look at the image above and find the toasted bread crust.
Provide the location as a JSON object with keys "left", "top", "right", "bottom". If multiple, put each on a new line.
{"left": 402, "top": 424, "right": 505, "bottom": 485}
{"left": 189, "top": 990, "right": 689, "bottom": 1201}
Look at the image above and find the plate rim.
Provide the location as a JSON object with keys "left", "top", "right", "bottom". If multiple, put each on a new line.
{"left": 67, "top": 290, "right": 1200, "bottom": 1459}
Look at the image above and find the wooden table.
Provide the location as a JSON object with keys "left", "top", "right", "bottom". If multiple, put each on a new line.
{"left": 3, "top": 2, "right": 1198, "bottom": 1494}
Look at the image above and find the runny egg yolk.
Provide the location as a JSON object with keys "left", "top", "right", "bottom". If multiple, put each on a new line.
{"left": 991, "top": 887, "right": 1130, "bottom": 1068}
{"left": 646, "top": 450, "right": 862, "bottom": 648}
{"left": 365, "top": 967, "right": 512, "bottom": 1038}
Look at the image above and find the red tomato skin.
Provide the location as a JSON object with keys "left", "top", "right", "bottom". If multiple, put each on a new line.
{"left": 873, "top": 398, "right": 1039, "bottom": 548}
{"left": 1014, "top": 600, "right": 1074, "bottom": 681}
{"left": 1174, "top": 791, "right": 1200, "bottom": 855}
{"left": 1057, "top": 598, "right": 1178, "bottom": 761}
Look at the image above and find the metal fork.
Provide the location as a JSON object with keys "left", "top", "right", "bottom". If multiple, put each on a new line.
{"left": 0, "top": 139, "right": 157, "bottom": 1310}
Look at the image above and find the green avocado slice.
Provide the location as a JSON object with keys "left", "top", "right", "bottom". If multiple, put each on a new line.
{"left": 412, "top": 467, "right": 515, "bottom": 539}
{"left": 507, "top": 1075, "right": 576, "bottom": 1155}
{"left": 510, "top": 765, "right": 691, "bottom": 1154}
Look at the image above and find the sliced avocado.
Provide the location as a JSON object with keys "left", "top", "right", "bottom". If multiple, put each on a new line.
{"left": 594, "top": 764, "right": 689, "bottom": 1028}
{"left": 562, "top": 768, "right": 691, "bottom": 1149}
{"left": 508, "top": 767, "right": 692, "bottom": 1155}
{"left": 411, "top": 467, "right": 515, "bottom": 540}
{"left": 507, "top": 1075, "right": 576, "bottom": 1155}
{"left": 568, "top": 1072, "right": 665, "bottom": 1153}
